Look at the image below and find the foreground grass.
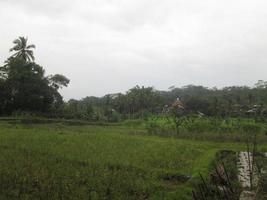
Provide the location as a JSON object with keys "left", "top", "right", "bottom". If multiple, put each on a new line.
{"left": 0, "top": 121, "right": 263, "bottom": 199}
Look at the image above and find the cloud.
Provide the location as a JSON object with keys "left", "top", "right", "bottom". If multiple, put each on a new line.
{"left": 1, "top": 0, "right": 267, "bottom": 99}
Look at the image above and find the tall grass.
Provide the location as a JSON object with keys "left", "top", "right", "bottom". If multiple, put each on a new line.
{"left": 0, "top": 121, "right": 249, "bottom": 200}
{"left": 146, "top": 117, "right": 267, "bottom": 142}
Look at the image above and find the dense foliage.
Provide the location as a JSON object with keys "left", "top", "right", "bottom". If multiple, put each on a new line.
{"left": 0, "top": 37, "right": 69, "bottom": 115}
{"left": 58, "top": 82, "right": 267, "bottom": 121}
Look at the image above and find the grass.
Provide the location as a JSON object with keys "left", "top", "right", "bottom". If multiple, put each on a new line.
{"left": 146, "top": 116, "right": 267, "bottom": 143}
{"left": 0, "top": 121, "right": 266, "bottom": 199}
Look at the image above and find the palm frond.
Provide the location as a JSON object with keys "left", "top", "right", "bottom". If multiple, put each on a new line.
{"left": 26, "top": 50, "right": 35, "bottom": 61}
{"left": 12, "top": 39, "right": 21, "bottom": 45}
{"left": 11, "top": 52, "right": 20, "bottom": 58}
{"left": 19, "top": 37, "right": 27, "bottom": 47}
{"left": 26, "top": 44, "right": 36, "bottom": 49}
{"left": 9, "top": 36, "right": 35, "bottom": 62}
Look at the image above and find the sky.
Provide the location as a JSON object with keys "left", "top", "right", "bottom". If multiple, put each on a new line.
{"left": 0, "top": 0, "right": 267, "bottom": 100}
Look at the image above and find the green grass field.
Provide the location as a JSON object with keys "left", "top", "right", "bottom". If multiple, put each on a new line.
{"left": 0, "top": 121, "right": 265, "bottom": 200}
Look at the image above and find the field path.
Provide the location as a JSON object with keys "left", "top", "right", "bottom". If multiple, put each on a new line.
{"left": 238, "top": 152, "right": 253, "bottom": 189}
{"left": 238, "top": 152, "right": 267, "bottom": 200}
{"left": 238, "top": 152, "right": 256, "bottom": 200}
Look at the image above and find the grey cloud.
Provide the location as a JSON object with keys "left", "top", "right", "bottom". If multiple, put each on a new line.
{"left": 1, "top": 0, "right": 267, "bottom": 99}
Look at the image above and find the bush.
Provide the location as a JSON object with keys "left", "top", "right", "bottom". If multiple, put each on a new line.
{"left": 108, "top": 111, "right": 121, "bottom": 122}
{"left": 146, "top": 117, "right": 176, "bottom": 135}
{"left": 145, "top": 116, "right": 267, "bottom": 139}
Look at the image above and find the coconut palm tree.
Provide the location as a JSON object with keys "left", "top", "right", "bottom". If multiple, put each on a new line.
{"left": 9, "top": 37, "right": 35, "bottom": 62}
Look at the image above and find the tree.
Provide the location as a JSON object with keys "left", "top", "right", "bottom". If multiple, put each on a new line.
{"left": 9, "top": 37, "right": 36, "bottom": 62}
{"left": 185, "top": 96, "right": 210, "bottom": 114}
{"left": 0, "top": 78, "right": 9, "bottom": 114}
{"left": 255, "top": 80, "right": 267, "bottom": 89}
{"left": 0, "top": 37, "right": 69, "bottom": 114}
{"left": 49, "top": 74, "right": 70, "bottom": 90}
{"left": 3, "top": 58, "right": 53, "bottom": 113}
{"left": 121, "top": 86, "right": 163, "bottom": 118}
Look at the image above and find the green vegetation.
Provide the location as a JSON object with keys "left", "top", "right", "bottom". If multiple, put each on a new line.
{"left": 192, "top": 150, "right": 241, "bottom": 200}
{"left": 258, "top": 164, "right": 267, "bottom": 199}
{"left": 0, "top": 120, "right": 256, "bottom": 200}
{"left": 146, "top": 117, "right": 267, "bottom": 142}
{"left": 1, "top": 37, "right": 267, "bottom": 199}
{"left": 0, "top": 37, "right": 69, "bottom": 115}
{"left": 57, "top": 83, "right": 267, "bottom": 122}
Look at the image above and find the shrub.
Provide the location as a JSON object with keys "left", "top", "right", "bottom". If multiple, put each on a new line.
{"left": 145, "top": 116, "right": 267, "bottom": 140}
{"left": 146, "top": 117, "right": 176, "bottom": 135}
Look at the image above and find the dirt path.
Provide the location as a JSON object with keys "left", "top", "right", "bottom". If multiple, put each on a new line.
{"left": 238, "top": 152, "right": 253, "bottom": 189}
{"left": 238, "top": 152, "right": 256, "bottom": 200}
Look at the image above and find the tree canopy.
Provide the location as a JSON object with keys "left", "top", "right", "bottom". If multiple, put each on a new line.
{"left": 0, "top": 37, "right": 69, "bottom": 115}
{"left": 9, "top": 37, "right": 36, "bottom": 62}
{"left": 58, "top": 83, "right": 267, "bottom": 121}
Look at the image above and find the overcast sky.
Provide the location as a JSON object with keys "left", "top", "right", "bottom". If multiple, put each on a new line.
{"left": 1, "top": 0, "right": 267, "bottom": 99}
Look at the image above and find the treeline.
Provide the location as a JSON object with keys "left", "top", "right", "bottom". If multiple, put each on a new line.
{"left": 58, "top": 86, "right": 163, "bottom": 121}
{"left": 59, "top": 81, "right": 267, "bottom": 121}
{"left": 1, "top": 37, "right": 267, "bottom": 122}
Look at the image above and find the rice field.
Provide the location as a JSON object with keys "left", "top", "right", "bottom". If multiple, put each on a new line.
{"left": 0, "top": 121, "right": 264, "bottom": 200}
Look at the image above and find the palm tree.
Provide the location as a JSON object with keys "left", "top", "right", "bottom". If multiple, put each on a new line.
{"left": 9, "top": 37, "right": 35, "bottom": 62}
